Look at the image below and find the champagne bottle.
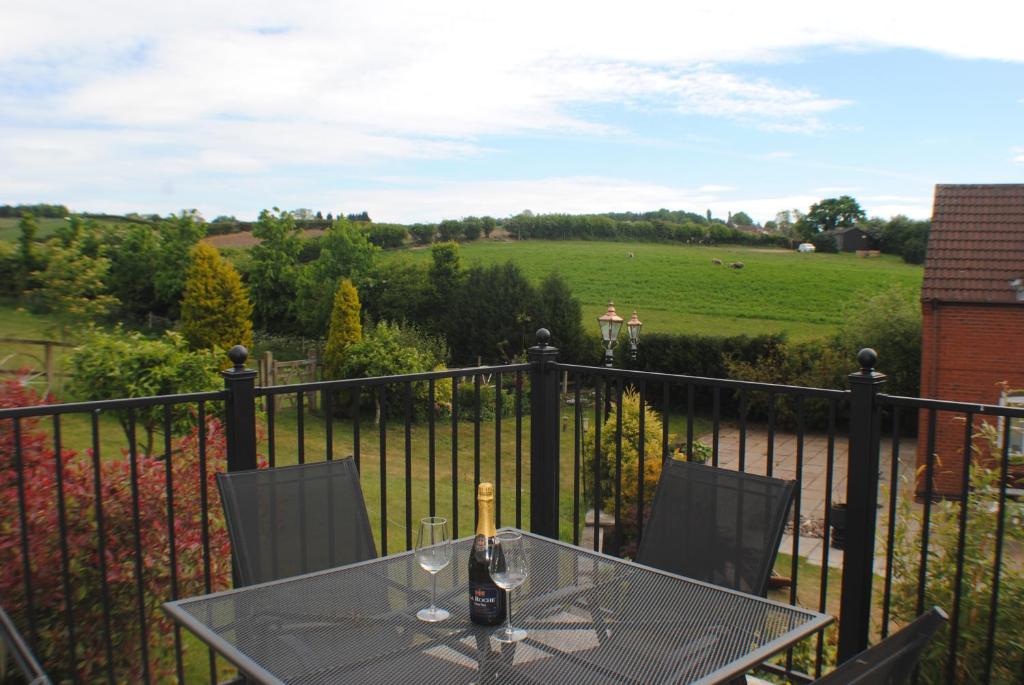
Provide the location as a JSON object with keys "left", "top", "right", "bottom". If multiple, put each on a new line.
{"left": 468, "top": 482, "right": 506, "bottom": 625}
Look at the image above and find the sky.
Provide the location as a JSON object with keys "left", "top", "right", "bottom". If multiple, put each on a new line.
{"left": 1, "top": 0, "right": 1022, "bottom": 224}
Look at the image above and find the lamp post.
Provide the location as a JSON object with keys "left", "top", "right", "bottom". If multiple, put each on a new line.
{"left": 597, "top": 301, "right": 624, "bottom": 367}
{"left": 626, "top": 310, "right": 642, "bottom": 360}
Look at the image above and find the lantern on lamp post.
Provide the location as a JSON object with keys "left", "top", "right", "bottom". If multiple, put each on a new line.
{"left": 597, "top": 301, "right": 624, "bottom": 367}
{"left": 626, "top": 310, "right": 642, "bottom": 360}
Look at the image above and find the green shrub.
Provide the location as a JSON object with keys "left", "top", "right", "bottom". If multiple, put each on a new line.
{"left": 67, "top": 329, "right": 221, "bottom": 455}
{"left": 337, "top": 321, "right": 451, "bottom": 423}
{"left": 887, "top": 421, "right": 1023, "bottom": 684}
{"left": 811, "top": 233, "right": 838, "bottom": 253}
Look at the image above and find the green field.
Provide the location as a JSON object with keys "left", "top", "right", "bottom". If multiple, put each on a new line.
{"left": 395, "top": 240, "right": 923, "bottom": 341}
{"left": 0, "top": 216, "right": 136, "bottom": 242}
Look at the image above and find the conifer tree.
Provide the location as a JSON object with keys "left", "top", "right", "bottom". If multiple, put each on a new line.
{"left": 180, "top": 243, "right": 253, "bottom": 351}
{"left": 323, "top": 279, "right": 362, "bottom": 378}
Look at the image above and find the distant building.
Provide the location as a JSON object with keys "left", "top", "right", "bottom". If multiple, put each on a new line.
{"left": 918, "top": 184, "right": 1024, "bottom": 496}
{"left": 819, "top": 226, "right": 875, "bottom": 252}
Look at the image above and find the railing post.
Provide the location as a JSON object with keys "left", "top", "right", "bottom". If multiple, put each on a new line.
{"left": 222, "top": 345, "right": 258, "bottom": 473}
{"left": 528, "top": 328, "right": 560, "bottom": 538}
{"left": 838, "top": 348, "right": 886, "bottom": 662}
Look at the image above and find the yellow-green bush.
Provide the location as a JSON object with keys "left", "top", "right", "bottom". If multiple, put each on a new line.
{"left": 322, "top": 278, "right": 362, "bottom": 379}
{"left": 582, "top": 388, "right": 668, "bottom": 553}
{"left": 180, "top": 243, "right": 253, "bottom": 352}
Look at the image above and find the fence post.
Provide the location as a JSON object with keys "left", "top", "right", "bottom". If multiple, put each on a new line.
{"left": 223, "top": 345, "right": 258, "bottom": 473}
{"left": 528, "top": 328, "right": 560, "bottom": 538}
{"left": 837, "top": 348, "right": 887, "bottom": 662}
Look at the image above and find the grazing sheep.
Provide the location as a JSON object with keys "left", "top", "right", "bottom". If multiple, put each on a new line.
{"left": 729, "top": 262, "right": 745, "bottom": 269}
{"left": 711, "top": 258, "right": 723, "bottom": 265}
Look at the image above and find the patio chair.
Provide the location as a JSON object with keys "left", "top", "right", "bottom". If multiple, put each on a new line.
{"left": 812, "top": 607, "right": 947, "bottom": 684}
{"left": 636, "top": 459, "right": 796, "bottom": 596}
{"left": 217, "top": 458, "right": 377, "bottom": 586}
{"left": 1, "top": 605, "right": 52, "bottom": 685}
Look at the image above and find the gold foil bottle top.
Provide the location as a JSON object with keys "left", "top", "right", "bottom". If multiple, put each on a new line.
{"left": 477, "top": 482, "right": 494, "bottom": 501}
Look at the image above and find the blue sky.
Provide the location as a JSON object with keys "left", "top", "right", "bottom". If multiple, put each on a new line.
{"left": 1, "top": 1, "right": 1021, "bottom": 224}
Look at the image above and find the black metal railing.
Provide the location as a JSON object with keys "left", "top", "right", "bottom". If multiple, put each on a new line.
{"left": 1, "top": 333, "right": 1022, "bottom": 683}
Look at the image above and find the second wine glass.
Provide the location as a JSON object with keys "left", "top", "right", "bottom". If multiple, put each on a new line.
{"left": 415, "top": 516, "right": 452, "bottom": 622}
{"left": 489, "top": 530, "right": 528, "bottom": 642}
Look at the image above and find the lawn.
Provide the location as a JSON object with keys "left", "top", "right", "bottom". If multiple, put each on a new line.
{"left": 0, "top": 303, "right": 80, "bottom": 395}
{"left": 393, "top": 240, "right": 923, "bottom": 341}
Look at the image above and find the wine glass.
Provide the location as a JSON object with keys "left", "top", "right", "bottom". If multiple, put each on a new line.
{"left": 489, "top": 530, "right": 528, "bottom": 642}
{"left": 415, "top": 516, "right": 452, "bottom": 622}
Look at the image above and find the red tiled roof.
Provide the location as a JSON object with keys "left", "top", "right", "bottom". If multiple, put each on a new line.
{"left": 921, "top": 184, "right": 1024, "bottom": 303}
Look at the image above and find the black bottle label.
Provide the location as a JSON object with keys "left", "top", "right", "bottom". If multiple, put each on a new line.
{"left": 468, "top": 534, "right": 506, "bottom": 625}
{"left": 469, "top": 583, "right": 503, "bottom": 620}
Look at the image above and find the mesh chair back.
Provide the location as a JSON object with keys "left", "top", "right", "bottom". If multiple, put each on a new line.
{"left": 1, "top": 606, "right": 52, "bottom": 685}
{"left": 813, "top": 607, "right": 948, "bottom": 684}
{"left": 217, "top": 459, "right": 377, "bottom": 586}
{"left": 636, "top": 459, "right": 796, "bottom": 596}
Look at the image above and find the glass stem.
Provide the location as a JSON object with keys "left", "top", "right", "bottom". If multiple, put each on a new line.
{"left": 506, "top": 589, "right": 512, "bottom": 633}
{"left": 431, "top": 572, "right": 437, "bottom": 611}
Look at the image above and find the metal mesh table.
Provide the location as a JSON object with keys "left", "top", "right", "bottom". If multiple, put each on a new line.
{"left": 165, "top": 531, "right": 831, "bottom": 684}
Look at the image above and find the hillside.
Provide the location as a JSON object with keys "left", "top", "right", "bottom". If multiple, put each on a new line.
{"left": 390, "top": 240, "right": 923, "bottom": 341}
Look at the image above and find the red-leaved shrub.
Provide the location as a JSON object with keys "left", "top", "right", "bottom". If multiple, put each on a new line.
{"left": 0, "top": 378, "right": 232, "bottom": 682}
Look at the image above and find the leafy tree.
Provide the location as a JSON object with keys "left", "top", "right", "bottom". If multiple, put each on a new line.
{"left": 796, "top": 195, "right": 865, "bottom": 239}
{"left": 16, "top": 212, "right": 43, "bottom": 292}
{"left": 104, "top": 222, "right": 162, "bottom": 318}
{"left": 358, "top": 258, "right": 430, "bottom": 326}
{"left": 0, "top": 242, "right": 18, "bottom": 297}
{"left": 462, "top": 216, "right": 483, "bottom": 241}
{"left": 876, "top": 215, "right": 930, "bottom": 265}
{"left": 426, "top": 241, "right": 463, "bottom": 334}
{"left": 730, "top": 211, "right": 753, "bottom": 227}
{"left": 180, "top": 243, "right": 253, "bottom": 351}
{"left": 26, "top": 236, "right": 119, "bottom": 328}
{"left": 323, "top": 279, "right": 362, "bottom": 379}
{"left": 437, "top": 219, "right": 462, "bottom": 242}
{"left": 833, "top": 286, "right": 921, "bottom": 397}
{"left": 535, "top": 272, "right": 588, "bottom": 364}
{"left": 248, "top": 208, "right": 302, "bottom": 332}
{"left": 409, "top": 223, "right": 436, "bottom": 245}
{"left": 294, "top": 218, "right": 378, "bottom": 336}
{"left": 446, "top": 262, "right": 537, "bottom": 363}
{"left": 67, "top": 329, "right": 221, "bottom": 455}
{"left": 481, "top": 216, "right": 497, "bottom": 237}
{"left": 152, "top": 212, "right": 206, "bottom": 316}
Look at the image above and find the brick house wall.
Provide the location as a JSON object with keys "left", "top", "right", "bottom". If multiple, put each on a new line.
{"left": 919, "top": 301, "right": 1024, "bottom": 495}
{"left": 916, "top": 184, "right": 1024, "bottom": 497}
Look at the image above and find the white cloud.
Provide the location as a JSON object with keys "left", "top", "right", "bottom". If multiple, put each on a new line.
{"left": 1, "top": 0, "right": 1020, "bottom": 213}
{"left": 1013, "top": 147, "right": 1024, "bottom": 164}
{"left": 8, "top": 1, "right": 1019, "bottom": 157}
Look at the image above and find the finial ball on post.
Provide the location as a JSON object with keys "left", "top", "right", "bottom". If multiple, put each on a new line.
{"left": 535, "top": 328, "right": 551, "bottom": 347}
{"left": 857, "top": 348, "right": 877, "bottom": 373}
{"left": 227, "top": 345, "right": 249, "bottom": 371}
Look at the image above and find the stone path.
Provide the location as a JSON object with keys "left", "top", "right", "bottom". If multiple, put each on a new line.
{"left": 581, "top": 423, "right": 920, "bottom": 574}
{"left": 703, "top": 423, "right": 918, "bottom": 571}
